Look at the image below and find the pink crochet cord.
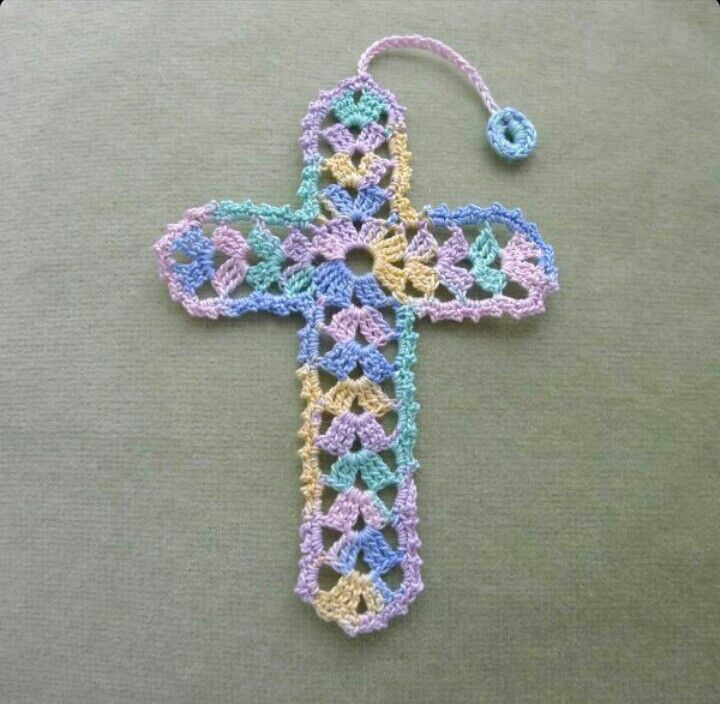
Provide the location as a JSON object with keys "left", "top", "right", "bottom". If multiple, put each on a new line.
{"left": 357, "top": 35, "right": 500, "bottom": 114}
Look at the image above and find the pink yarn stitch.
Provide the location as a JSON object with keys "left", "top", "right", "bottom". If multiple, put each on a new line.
{"left": 155, "top": 38, "right": 556, "bottom": 636}
{"left": 357, "top": 34, "right": 500, "bottom": 114}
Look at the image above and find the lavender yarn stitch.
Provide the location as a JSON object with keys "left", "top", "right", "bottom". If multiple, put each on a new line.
{"left": 154, "top": 36, "right": 557, "bottom": 635}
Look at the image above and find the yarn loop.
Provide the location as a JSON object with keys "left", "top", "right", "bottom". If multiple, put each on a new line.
{"left": 486, "top": 107, "right": 537, "bottom": 161}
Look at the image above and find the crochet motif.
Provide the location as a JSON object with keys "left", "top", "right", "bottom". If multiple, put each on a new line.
{"left": 155, "top": 37, "right": 558, "bottom": 636}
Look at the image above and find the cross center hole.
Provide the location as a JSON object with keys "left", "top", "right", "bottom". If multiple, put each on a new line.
{"left": 345, "top": 247, "right": 374, "bottom": 275}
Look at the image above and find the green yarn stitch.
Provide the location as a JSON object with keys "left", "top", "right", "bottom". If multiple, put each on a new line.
{"left": 245, "top": 225, "right": 285, "bottom": 291}
{"left": 214, "top": 159, "right": 321, "bottom": 227}
{"left": 282, "top": 267, "right": 315, "bottom": 296}
{"left": 325, "top": 450, "right": 397, "bottom": 493}
{"left": 331, "top": 89, "right": 388, "bottom": 129}
{"left": 393, "top": 305, "right": 420, "bottom": 471}
{"left": 469, "top": 223, "right": 507, "bottom": 294}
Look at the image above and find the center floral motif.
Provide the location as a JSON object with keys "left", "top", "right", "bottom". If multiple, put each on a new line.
{"left": 312, "top": 217, "right": 407, "bottom": 301}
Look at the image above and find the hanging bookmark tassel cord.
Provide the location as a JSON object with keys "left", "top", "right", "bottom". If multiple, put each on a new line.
{"left": 358, "top": 34, "right": 537, "bottom": 161}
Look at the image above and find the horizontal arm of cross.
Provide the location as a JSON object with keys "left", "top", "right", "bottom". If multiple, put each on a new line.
{"left": 155, "top": 201, "right": 320, "bottom": 320}
{"left": 156, "top": 199, "right": 558, "bottom": 325}
{"left": 408, "top": 202, "right": 559, "bottom": 323}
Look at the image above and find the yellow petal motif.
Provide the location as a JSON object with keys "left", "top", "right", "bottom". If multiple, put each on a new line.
{"left": 373, "top": 229, "right": 407, "bottom": 263}
{"left": 405, "top": 260, "right": 439, "bottom": 296}
{"left": 371, "top": 227, "right": 408, "bottom": 298}
{"left": 314, "top": 571, "right": 384, "bottom": 626}
{"left": 322, "top": 377, "right": 395, "bottom": 417}
{"left": 322, "top": 153, "right": 390, "bottom": 189}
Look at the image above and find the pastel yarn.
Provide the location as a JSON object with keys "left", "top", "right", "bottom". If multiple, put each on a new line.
{"left": 155, "top": 36, "right": 557, "bottom": 636}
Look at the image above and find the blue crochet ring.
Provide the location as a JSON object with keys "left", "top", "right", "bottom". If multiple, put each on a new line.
{"left": 486, "top": 107, "right": 537, "bottom": 161}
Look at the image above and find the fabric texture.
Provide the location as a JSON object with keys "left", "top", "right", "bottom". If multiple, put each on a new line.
{"left": 1, "top": 0, "right": 718, "bottom": 701}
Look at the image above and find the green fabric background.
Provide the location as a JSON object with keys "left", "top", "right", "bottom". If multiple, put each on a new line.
{"left": 1, "top": 1, "right": 718, "bottom": 702}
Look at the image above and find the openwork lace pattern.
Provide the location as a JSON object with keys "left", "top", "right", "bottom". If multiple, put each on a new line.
{"left": 155, "top": 51, "right": 558, "bottom": 636}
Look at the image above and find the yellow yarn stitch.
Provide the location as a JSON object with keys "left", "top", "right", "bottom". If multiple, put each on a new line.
{"left": 297, "top": 364, "right": 322, "bottom": 511}
{"left": 314, "top": 570, "right": 384, "bottom": 625}
{"left": 322, "top": 152, "right": 390, "bottom": 189}
{"left": 388, "top": 131, "right": 420, "bottom": 226}
{"left": 405, "top": 258, "right": 439, "bottom": 296}
{"left": 322, "top": 377, "right": 395, "bottom": 417}
{"left": 369, "top": 224, "right": 408, "bottom": 299}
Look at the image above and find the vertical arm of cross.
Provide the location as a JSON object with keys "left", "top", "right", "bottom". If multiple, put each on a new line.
{"left": 290, "top": 72, "right": 559, "bottom": 636}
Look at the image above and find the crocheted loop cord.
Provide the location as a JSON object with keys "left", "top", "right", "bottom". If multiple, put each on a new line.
{"left": 357, "top": 34, "right": 537, "bottom": 160}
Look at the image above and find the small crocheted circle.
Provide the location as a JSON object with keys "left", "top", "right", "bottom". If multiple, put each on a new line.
{"left": 486, "top": 108, "right": 536, "bottom": 161}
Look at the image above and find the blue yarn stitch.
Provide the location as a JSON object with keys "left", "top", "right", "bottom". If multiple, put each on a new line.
{"left": 322, "top": 185, "right": 389, "bottom": 222}
{"left": 426, "top": 202, "right": 558, "bottom": 283}
{"left": 486, "top": 108, "right": 537, "bottom": 161}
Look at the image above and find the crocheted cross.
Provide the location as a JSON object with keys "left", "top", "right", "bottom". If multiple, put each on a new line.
{"left": 155, "top": 74, "right": 557, "bottom": 636}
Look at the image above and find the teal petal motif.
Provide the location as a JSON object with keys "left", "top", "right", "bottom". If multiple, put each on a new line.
{"left": 331, "top": 89, "right": 388, "bottom": 129}
{"left": 325, "top": 450, "right": 398, "bottom": 493}
{"left": 469, "top": 223, "right": 507, "bottom": 294}
{"left": 245, "top": 224, "right": 285, "bottom": 291}
{"left": 282, "top": 266, "right": 315, "bottom": 296}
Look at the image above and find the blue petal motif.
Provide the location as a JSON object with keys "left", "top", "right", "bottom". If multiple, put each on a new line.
{"left": 359, "top": 346, "right": 395, "bottom": 383}
{"left": 314, "top": 260, "right": 353, "bottom": 308}
{"left": 171, "top": 227, "right": 215, "bottom": 294}
{"left": 353, "top": 274, "right": 388, "bottom": 308}
{"left": 322, "top": 185, "right": 388, "bottom": 222}
{"left": 314, "top": 261, "right": 391, "bottom": 309}
{"left": 334, "top": 529, "right": 402, "bottom": 576}
{"left": 319, "top": 341, "right": 362, "bottom": 379}
{"left": 318, "top": 341, "right": 395, "bottom": 382}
